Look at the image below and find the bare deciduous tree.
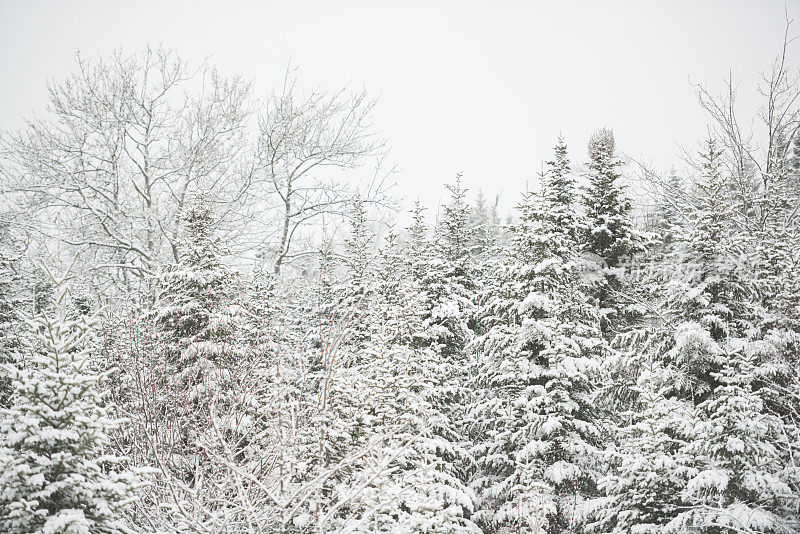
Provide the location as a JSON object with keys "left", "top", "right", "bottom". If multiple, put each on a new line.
{"left": 695, "top": 17, "right": 800, "bottom": 235}
{"left": 1, "top": 50, "right": 394, "bottom": 288}
{"left": 252, "top": 70, "right": 391, "bottom": 274}
{"left": 0, "top": 46, "right": 253, "bottom": 293}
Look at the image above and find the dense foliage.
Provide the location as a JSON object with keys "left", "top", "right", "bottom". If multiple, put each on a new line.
{"left": 1, "top": 45, "right": 800, "bottom": 533}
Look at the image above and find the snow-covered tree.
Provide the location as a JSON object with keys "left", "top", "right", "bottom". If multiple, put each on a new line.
{"left": 666, "top": 345, "right": 797, "bottom": 533}
{"left": 5, "top": 38, "right": 800, "bottom": 534}
{"left": 152, "top": 192, "right": 241, "bottom": 387}
{"left": 406, "top": 200, "right": 431, "bottom": 282}
{"left": 752, "top": 133, "right": 800, "bottom": 332}
{"left": 582, "top": 128, "right": 642, "bottom": 335}
{"left": 414, "top": 177, "right": 480, "bottom": 492}
{"left": 0, "top": 251, "right": 22, "bottom": 407}
{"left": 652, "top": 168, "right": 685, "bottom": 248}
{"left": 0, "top": 47, "right": 252, "bottom": 294}
{"left": 590, "top": 365, "right": 698, "bottom": 534}
{"left": 665, "top": 139, "right": 757, "bottom": 341}
{"left": 0, "top": 263, "right": 142, "bottom": 534}
{"left": 470, "top": 141, "right": 605, "bottom": 532}
{"left": 243, "top": 259, "right": 281, "bottom": 353}
{"left": 353, "top": 255, "right": 478, "bottom": 533}
{"left": 423, "top": 175, "right": 479, "bottom": 360}
{"left": 336, "top": 196, "right": 377, "bottom": 355}
{"left": 468, "top": 190, "right": 503, "bottom": 278}
{"left": 148, "top": 193, "right": 243, "bottom": 492}
{"left": 544, "top": 136, "right": 583, "bottom": 246}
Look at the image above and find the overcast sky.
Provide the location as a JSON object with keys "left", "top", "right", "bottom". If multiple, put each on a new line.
{"left": 0, "top": 0, "right": 795, "bottom": 215}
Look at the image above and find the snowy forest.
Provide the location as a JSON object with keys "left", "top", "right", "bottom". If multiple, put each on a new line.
{"left": 1, "top": 25, "right": 800, "bottom": 534}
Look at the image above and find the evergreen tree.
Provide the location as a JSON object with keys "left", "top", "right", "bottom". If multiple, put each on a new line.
{"left": 664, "top": 139, "right": 756, "bottom": 343}
{"left": 544, "top": 136, "right": 582, "bottom": 245}
{"left": 149, "top": 193, "right": 242, "bottom": 486}
{"left": 470, "top": 142, "right": 605, "bottom": 532}
{"left": 286, "top": 207, "right": 382, "bottom": 529}
{"left": 244, "top": 259, "right": 280, "bottom": 353}
{"left": 0, "top": 251, "right": 22, "bottom": 407}
{"left": 0, "top": 264, "right": 141, "bottom": 534}
{"left": 666, "top": 347, "right": 796, "bottom": 533}
{"left": 583, "top": 128, "right": 642, "bottom": 334}
{"left": 468, "top": 190, "right": 502, "bottom": 278}
{"left": 756, "top": 225, "right": 800, "bottom": 332}
{"left": 406, "top": 200, "right": 431, "bottom": 283}
{"left": 653, "top": 168, "right": 685, "bottom": 248}
{"left": 336, "top": 196, "right": 376, "bottom": 354}
{"left": 590, "top": 365, "right": 698, "bottom": 534}
{"left": 417, "top": 176, "right": 480, "bottom": 492}
{"left": 754, "top": 136, "right": 800, "bottom": 332}
{"left": 152, "top": 193, "right": 241, "bottom": 386}
{"left": 355, "top": 269, "right": 479, "bottom": 532}
{"left": 423, "top": 175, "right": 478, "bottom": 360}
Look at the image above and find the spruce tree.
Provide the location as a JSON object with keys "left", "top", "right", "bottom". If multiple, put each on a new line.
{"left": 0, "top": 264, "right": 141, "bottom": 534}
{"left": 244, "top": 259, "right": 280, "bottom": 354}
{"left": 0, "top": 251, "right": 22, "bottom": 407}
{"left": 149, "top": 193, "right": 242, "bottom": 487}
{"left": 653, "top": 168, "right": 685, "bottom": 248}
{"left": 356, "top": 271, "right": 478, "bottom": 532}
{"left": 753, "top": 136, "right": 800, "bottom": 333}
{"left": 468, "top": 190, "right": 502, "bottom": 278}
{"left": 314, "top": 219, "right": 481, "bottom": 532}
{"left": 419, "top": 176, "right": 480, "bottom": 493}
{"left": 406, "top": 200, "right": 431, "bottom": 284}
{"left": 288, "top": 204, "right": 381, "bottom": 529}
{"left": 470, "top": 141, "right": 605, "bottom": 532}
{"left": 666, "top": 347, "right": 795, "bottom": 533}
{"left": 590, "top": 365, "right": 698, "bottom": 534}
{"left": 424, "top": 175, "right": 478, "bottom": 360}
{"left": 545, "top": 136, "right": 582, "bottom": 245}
{"left": 665, "top": 139, "right": 756, "bottom": 341}
{"left": 337, "top": 196, "right": 376, "bottom": 354}
{"left": 152, "top": 193, "right": 241, "bottom": 386}
{"left": 583, "top": 128, "right": 642, "bottom": 335}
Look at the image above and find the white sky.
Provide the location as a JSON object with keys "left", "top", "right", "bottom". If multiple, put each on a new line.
{"left": 0, "top": 0, "right": 795, "bottom": 216}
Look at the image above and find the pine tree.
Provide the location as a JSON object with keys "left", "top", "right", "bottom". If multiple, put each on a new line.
{"left": 544, "top": 136, "right": 582, "bottom": 246}
{"left": 149, "top": 193, "right": 242, "bottom": 487}
{"left": 754, "top": 136, "right": 800, "bottom": 333}
{"left": 0, "top": 251, "right": 22, "bottom": 407}
{"left": 583, "top": 128, "right": 642, "bottom": 335}
{"left": 423, "top": 175, "right": 478, "bottom": 360}
{"left": 0, "top": 264, "right": 142, "bottom": 534}
{"left": 354, "top": 257, "right": 478, "bottom": 533}
{"left": 590, "top": 364, "right": 698, "bottom": 534}
{"left": 664, "top": 139, "right": 756, "bottom": 343}
{"left": 653, "top": 168, "right": 685, "bottom": 248}
{"left": 152, "top": 193, "right": 241, "bottom": 386}
{"left": 286, "top": 208, "right": 382, "bottom": 529}
{"left": 244, "top": 259, "right": 280, "bottom": 353}
{"left": 336, "top": 196, "right": 376, "bottom": 354}
{"left": 470, "top": 142, "right": 605, "bottom": 532}
{"left": 406, "top": 200, "right": 431, "bottom": 283}
{"left": 416, "top": 176, "right": 479, "bottom": 493}
{"left": 756, "top": 224, "right": 800, "bottom": 332}
{"left": 468, "top": 190, "right": 502, "bottom": 278}
{"left": 666, "top": 347, "right": 796, "bottom": 533}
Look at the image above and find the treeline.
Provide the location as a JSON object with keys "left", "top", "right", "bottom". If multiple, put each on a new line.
{"left": 0, "top": 45, "right": 799, "bottom": 533}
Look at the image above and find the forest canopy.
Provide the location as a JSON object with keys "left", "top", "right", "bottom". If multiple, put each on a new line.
{"left": 0, "top": 27, "right": 799, "bottom": 534}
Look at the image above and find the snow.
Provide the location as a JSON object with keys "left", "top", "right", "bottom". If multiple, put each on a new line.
{"left": 1, "top": 64, "right": 799, "bottom": 534}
